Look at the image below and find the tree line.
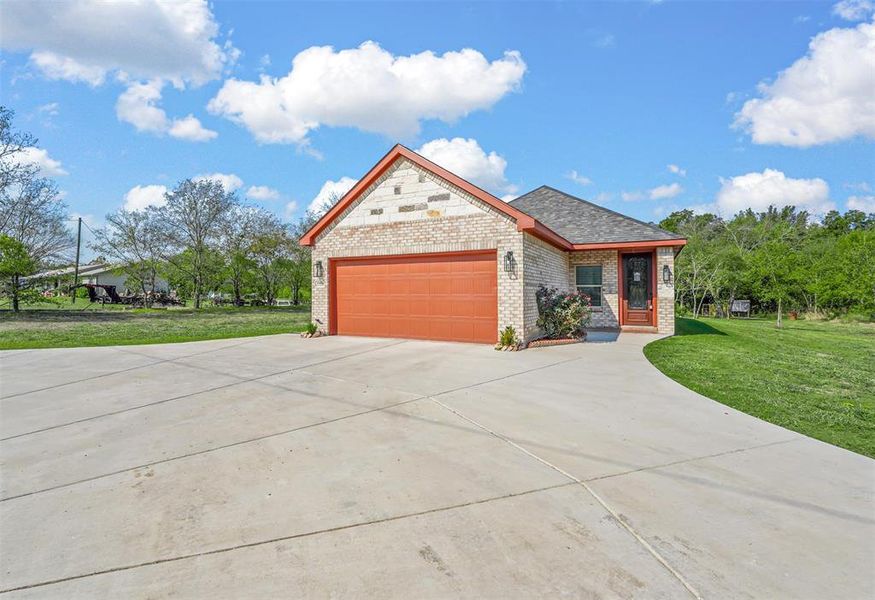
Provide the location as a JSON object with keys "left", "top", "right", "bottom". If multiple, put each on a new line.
{"left": 0, "top": 107, "right": 75, "bottom": 311}
{"left": 95, "top": 180, "right": 318, "bottom": 309}
{"left": 0, "top": 106, "right": 318, "bottom": 312}
{"left": 659, "top": 206, "right": 875, "bottom": 326}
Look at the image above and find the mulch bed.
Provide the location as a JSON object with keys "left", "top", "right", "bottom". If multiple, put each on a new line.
{"left": 526, "top": 333, "right": 586, "bottom": 349}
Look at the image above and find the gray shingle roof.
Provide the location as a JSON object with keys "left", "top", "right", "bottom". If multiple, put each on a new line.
{"left": 509, "top": 186, "right": 684, "bottom": 244}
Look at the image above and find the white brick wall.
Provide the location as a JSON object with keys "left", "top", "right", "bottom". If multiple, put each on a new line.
{"left": 311, "top": 161, "right": 525, "bottom": 340}
{"left": 656, "top": 246, "right": 676, "bottom": 334}
{"left": 569, "top": 250, "right": 620, "bottom": 329}
{"left": 310, "top": 156, "right": 678, "bottom": 341}
{"left": 335, "top": 160, "right": 482, "bottom": 229}
{"left": 522, "top": 234, "right": 569, "bottom": 341}
{"left": 520, "top": 240, "right": 621, "bottom": 339}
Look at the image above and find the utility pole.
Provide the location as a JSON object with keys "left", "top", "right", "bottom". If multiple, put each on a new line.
{"left": 72, "top": 216, "right": 82, "bottom": 304}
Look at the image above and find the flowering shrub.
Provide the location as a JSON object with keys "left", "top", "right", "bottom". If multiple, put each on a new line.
{"left": 535, "top": 285, "right": 593, "bottom": 339}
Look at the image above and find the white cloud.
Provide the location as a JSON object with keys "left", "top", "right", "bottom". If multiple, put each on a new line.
{"left": 115, "top": 80, "right": 217, "bottom": 141}
{"left": 123, "top": 184, "right": 167, "bottom": 211}
{"left": 168, "top": 114, "right": 217, "bottom": 142}
{"left": 649, "top": 183, "right": 683, "bottom": 200}
{"left": 208, "top": 41, "right": 526, "bottom": 145}
{"left": 734, "top": 20, "right": 875, "bottom": 147}
{"left": 715, "top": 169, "right": 834, "bottom": 215}
{"left": 847, "top": 195, "right": 875, "bottom": 212}
{"left": 37, "top": 102, "right": 59, "bottom": 116}
{"left": 833, "top": 0, "right": 874, "bottom": 20}
{"left": 416, "top": 137, "right": 517, "bottom": 195}
{"left": 308, "top": 177, "right": 357, "bottom": 214}
{"left": 283, "top": 200, "right": 299, "bottom": 220}
{"left": 193, "top": 172, "right": 243, "bottom": 193}
{"left": 246, "top": 185, "right": 280, "bottom": 201}
{"left": 2, "top": 0, "right": 235, "bottom": 86}
{"left": 844, "top": 181, "right": 872, "bottom": 192}
{"left": 622, "top": 183, "right": 683, "bottom": 201}
{"left": 30, "top": 51, "right": 106, "bottom": 86}
{"left": 566, "top": 170, "right": 593, "bottom": 186}
{"left": 18, "top": 147, "right": 68, "bottom": 176}
{"left": 116, "top": 80, "right": 168, "bottom": 133}
{"left": 667, "top": 164, "right": 687, "bottom": 177}
{"left": 3, "top": 1, "right": 233, "bottom": 142}
{"left": 592, "top": 34, "right": 616, "bottom": 49}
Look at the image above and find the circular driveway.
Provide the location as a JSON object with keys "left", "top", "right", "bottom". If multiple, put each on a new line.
{"left": 1, "top": 333, "right": 872, "bottom": 597}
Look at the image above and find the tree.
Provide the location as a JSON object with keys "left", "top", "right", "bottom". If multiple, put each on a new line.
{"left": 0, "top": 235, "right": 37, "bottom": 311}
{"left": 0, "top": 106, "right": 37, "bottom": 193}
{"left": 249, "top": 215, "right": 292, "bottom": 306}
{"left": 92, "top": 209, "right": 164, "bottom": 299}
{"left": 0, "top": 170, "right": 73, "bottom": 310}
{"left": 287, "top": 210, "right": 320, "bottom": 305}
{"left": 218, "top": 206, "right": 272, "bottom": 305}
{"left": 153, "top": 179, "right": 236, "bottom": 308}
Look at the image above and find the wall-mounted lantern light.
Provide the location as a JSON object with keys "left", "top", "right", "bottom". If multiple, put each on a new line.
{"left": 314, "top": 260, "right": 324, "bottom": 278}
{"left": 662, "top": 263, "right": 672, "bottom": 285}
{"left": 503, "top": 250, "right": 516, "bottom": 273}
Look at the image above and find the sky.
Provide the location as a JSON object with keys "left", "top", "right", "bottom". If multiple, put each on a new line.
{"left": 1, "top": 0, "right": 874, "bottom": 260}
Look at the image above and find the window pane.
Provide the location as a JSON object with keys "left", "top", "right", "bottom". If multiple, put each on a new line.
{"left": 579, "top": 285, "right": 602, "bottom": 307}
{"left": 576, "top": 265, "right": 602, "bottom": 286}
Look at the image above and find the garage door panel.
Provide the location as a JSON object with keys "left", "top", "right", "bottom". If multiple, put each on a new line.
{"left": 333, "top": 252, "right": 497, "bottom": 344}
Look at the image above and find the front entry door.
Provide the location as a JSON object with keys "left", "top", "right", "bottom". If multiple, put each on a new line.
{"left": 622, "top": 253, "right": 654, "bottom": 326}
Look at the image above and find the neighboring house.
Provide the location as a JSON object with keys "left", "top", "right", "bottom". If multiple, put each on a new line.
{"left": 31, "top": 263, "right": 169, "bottom": 294}
{"left": 300, "top": 145, "right": 686, "bottom": 344}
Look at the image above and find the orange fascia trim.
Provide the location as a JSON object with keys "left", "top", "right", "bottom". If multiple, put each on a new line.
{"left": 299, "top": 144, "right": 570, "bottom": 249}
{"left": 571, "top": 239, "right": 687, "bottom": 251}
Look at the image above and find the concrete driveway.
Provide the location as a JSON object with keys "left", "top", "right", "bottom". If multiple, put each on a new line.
{"left": 1, "top": 333, "right": 872, "bottom": 598}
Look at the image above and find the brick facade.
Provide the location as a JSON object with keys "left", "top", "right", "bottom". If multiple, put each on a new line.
{"left": 569, "top": 250, "right": 621, "bottom": 329}
{"left": 310, "top": 156, "right": 678, "bottom": 342}
{"left": 311, "top": 160, "right": 525, "bottom": 339}
{"left": 522, "top": 234, "right": 569, "bottom": 341}
{"left": 656, "top": 246, "right": 676, "bottom": 335}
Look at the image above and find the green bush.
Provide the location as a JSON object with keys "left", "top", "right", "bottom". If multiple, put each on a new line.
{"left": 535, "top": 285, "right": 592, "bottom": 338}
{"left": 305, "top": 321, "right": 318, "bottom": 335}
{"left": 499, "top": 325, "right": 518, "bottom": 347}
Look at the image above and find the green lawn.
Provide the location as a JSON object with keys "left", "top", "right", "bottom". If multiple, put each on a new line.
{"left": 0, "top": 306, "right": 311, "bottom": 349}
{"left": 644, "top": 317, "right": 875, "bottom": 458}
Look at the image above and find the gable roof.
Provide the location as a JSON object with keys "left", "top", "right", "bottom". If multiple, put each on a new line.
{"left": 299, "top": 145, "right": 567, "bottom": 248}
{"left": 300, "top": 146, "right": 685, "bottom": 251}
{"left": 509, "top": 186, "right": 685, "bottom": 246}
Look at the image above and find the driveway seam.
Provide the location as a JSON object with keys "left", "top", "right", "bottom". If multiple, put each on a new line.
{"left": 2, "top": 353, "right": 583, "bottom": 502}
{"left": 0, "top": 396, "right": 425, "bottom": 503}
{"left": 0, "top": 340, "right": 408, "bottom": 442}
{"left": 429, "top": 396, "right": 704, "bottom": 600}
{"left": 583, "top": 437, "right": 801, "bottom": 484}
{"left": 0, "top": 481, "right": 578, "bottom": 595}
{"left": 0, "top": 337, "right": 266, "bottom": 400}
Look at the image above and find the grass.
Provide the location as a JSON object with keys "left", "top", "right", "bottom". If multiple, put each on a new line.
{"left": 0, "top": 305, "right": 311, "bottom": 349}
{"left": 644, "top": 317, "right": 875, "bottom": 458}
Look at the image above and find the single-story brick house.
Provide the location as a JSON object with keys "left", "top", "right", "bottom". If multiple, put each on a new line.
{"left": 300, "top": 145, "right": 686, "bottom": 344}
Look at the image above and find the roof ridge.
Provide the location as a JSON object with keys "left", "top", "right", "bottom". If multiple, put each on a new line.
{"left": 535, "top": 185, "right": 682, "bottom": 239}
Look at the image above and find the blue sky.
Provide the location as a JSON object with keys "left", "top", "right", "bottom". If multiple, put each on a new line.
{"left": 2, "top": 0, "right": 874, "bottom": 258}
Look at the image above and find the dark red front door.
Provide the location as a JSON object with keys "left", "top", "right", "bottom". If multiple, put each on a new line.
{"left": 622, "top": 253, "right": 654, "bottom": 326}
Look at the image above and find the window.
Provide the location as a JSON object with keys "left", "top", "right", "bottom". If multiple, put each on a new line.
{"left": 576, "top": 265, "right": 603, "bottom": 307}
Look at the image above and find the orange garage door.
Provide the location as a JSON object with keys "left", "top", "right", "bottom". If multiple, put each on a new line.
{"left": 331, "top": 251, "right": 498, "bottom": 344}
